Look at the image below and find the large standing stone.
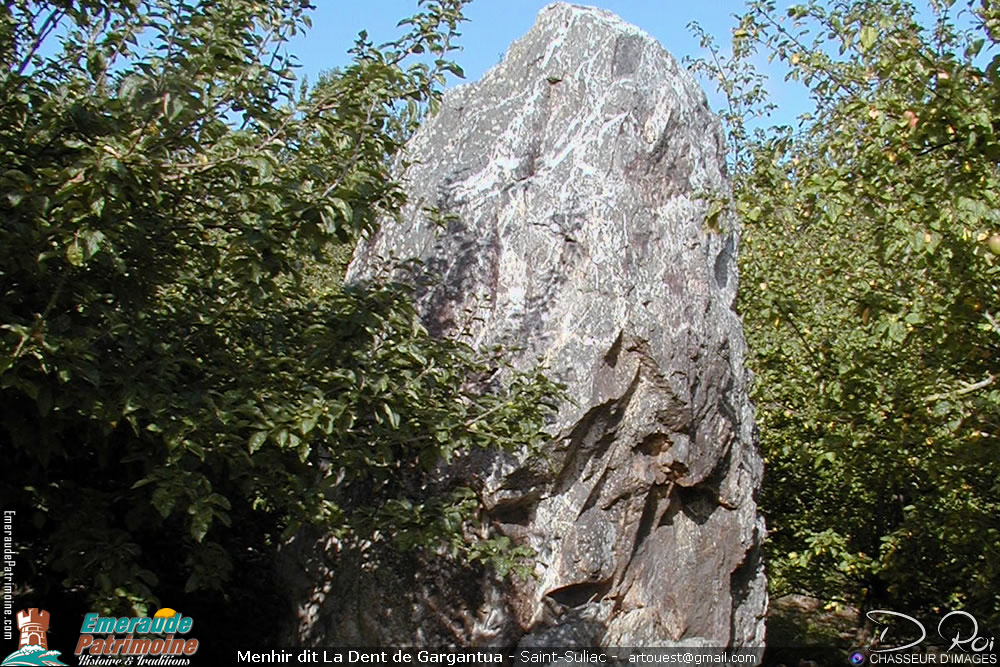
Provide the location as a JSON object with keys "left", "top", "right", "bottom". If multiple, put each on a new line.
{"left": 284, "top": 2, "right": 766, "bottom": 648}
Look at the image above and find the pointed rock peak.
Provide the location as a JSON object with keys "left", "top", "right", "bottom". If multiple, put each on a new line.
{"left": 478, "top": 1, "right": 692, "bottom": 96}
{"left": 535, "top": 2, "right": 659, "bottom": 42}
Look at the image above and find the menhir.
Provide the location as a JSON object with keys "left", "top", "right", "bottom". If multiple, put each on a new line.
{"left": 281, "top": 2, "right": 767, "bottom": 648}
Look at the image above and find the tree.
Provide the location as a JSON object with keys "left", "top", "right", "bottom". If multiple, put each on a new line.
{"left": 694, "top": 0, "right": 1000, "bottom": 627}
{"left": 0, "top": 0, "right": 560, "bottom": 626}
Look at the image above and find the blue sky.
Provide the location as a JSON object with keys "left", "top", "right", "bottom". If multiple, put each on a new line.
{"left": 286, "top": 1, "right": 811, "bottom": 128}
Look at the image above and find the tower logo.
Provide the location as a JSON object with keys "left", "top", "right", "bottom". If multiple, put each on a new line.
{"left": 1, "top": 609, "right": 66, "bottom": 666}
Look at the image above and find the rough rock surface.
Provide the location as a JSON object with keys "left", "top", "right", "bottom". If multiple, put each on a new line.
{"left": 284, "top": 2, "right": 766, "bottom": 648}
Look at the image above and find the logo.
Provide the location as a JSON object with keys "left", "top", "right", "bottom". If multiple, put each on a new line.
{"left": 75, "top": 607, "right": 199, "bottom": 665}
{"left": 850, "top": 649, "right": 869, "bottom": 665}
{"left": 1, "top": 608, "right": 67, "bottom": 666}
{"left": 860, "top": 610, "right": 998, "bottom": 664}
{"left": 868, "top": 610, "right": 995, "bottom": 654}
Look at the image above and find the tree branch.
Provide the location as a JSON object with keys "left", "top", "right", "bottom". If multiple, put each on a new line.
{"left": 924, "top": 374, "right": 996, "bottom": 403}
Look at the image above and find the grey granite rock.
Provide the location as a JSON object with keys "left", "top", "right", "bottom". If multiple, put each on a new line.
{"left": 283, "top": 2, "right": 766, "bottom": 648}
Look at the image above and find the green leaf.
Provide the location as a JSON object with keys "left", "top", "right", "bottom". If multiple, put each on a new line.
{"left": 382, "top": 403, "right": 400, "bottom": 429}
{"left": 859, "top": 25, "right": 877, "bottom": 51}
{"left": 888, "top": 320, "right": 907, "bottom": 343}
{"left": 66, "top": 240, "right": 84, "bottom": 266}
{"left": 248, "top": 431, "right": 268, "bottom": 453}
{"left": 300, "top": 415, "right": 317, "bottom": 435}
{"left": 813, "top": 451, "right": 836, "bottom": 468}
{"left": 251, "top": 156, "right": 274, "bottom": 180}
{"left": 190, "top": 509, "right": 211, "bottom": 543}
{"left": 81, "top": 229, "right": 105, "bottom": 259}
{"left": 331, "top": 197, "right": 352, "bottom": 224}
{"left": 151, "top": 488, "right": 176, "bottom": 519}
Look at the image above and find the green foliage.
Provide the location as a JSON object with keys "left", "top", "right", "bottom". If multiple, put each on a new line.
{"left": 1, "top": 0, "right": 561, "bottom": 615}
{"left": 693, "top": 0, "right": 1000, "bottom": 622}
